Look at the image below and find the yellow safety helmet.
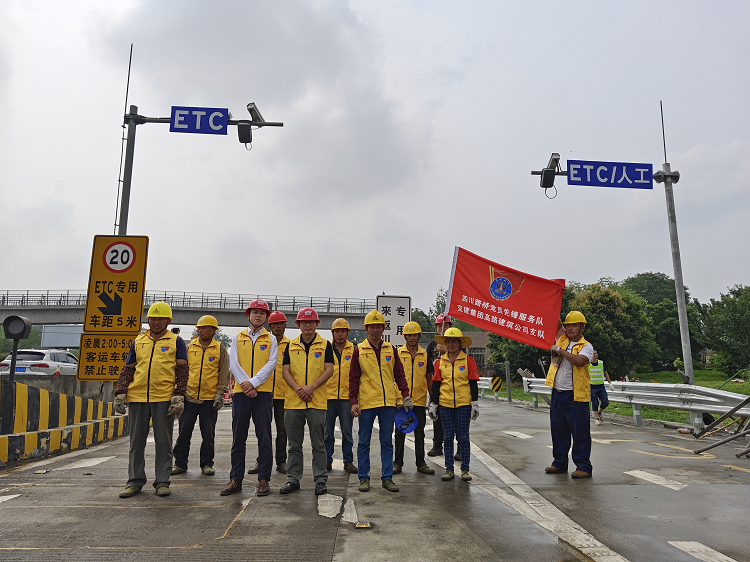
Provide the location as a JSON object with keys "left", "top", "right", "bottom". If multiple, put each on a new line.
{"left": 195, "top": 315, "right": 219, "bottom": 329}
{"left": 147, "top": 302, "right": 173, "bottom": 319}
{"left": 331, "top": 318, "right": 351, "bottom": 331}
{"left": 434, "top": 327, "right": 472, "bottom": 348}
{"left": 563, "top": 311, "right": 587, "bottom": 325}
{"left": 402, "top": 321, "right": 422, "bottom": 335}
{"left": 363, "top": 310, "right": 386, "bottom": 326}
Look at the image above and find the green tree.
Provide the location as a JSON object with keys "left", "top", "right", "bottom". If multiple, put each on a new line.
{"left": 0, "top": 326, "right": 42, "bottom": 353}
{"left": 428, "top": 287, "right": 479, "bottom": 333}
{"left": 644, "top": 297, "right": 703, "bottom": 370}
{"left": 411, "top": 308, "right": 433, "bottom": 333}
{"left": 620, "top": 271, "right": 691, "bottom": 306}
{"left": 701, "top": 285, "right": 750, "bottom": 374}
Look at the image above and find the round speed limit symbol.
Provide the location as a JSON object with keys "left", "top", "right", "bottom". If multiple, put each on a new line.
{"left": 103, "top": 241, "right": 137, "bottom": 273}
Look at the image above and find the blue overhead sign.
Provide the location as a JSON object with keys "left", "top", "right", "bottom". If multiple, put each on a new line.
{"left": 567, "top": 160, "right": 653, "bottom": 189}
{"left": 169, "top": 106, "right": 228, "bottom": 135}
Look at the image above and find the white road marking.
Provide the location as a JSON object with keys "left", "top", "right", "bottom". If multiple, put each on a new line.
{"left": 624, "top": 470, "right": 687, "bottom": 491}
{"left": 317, "top": 494, "right": 343, "bottom": 518}
{"left": 471, "top": 442, "right": 629, "bottom": 562}
{"left": 503, "top": 431, "right": 533, "bottom": 439}
{"left": 0, "top": 494, "right": 21, "bottom": 504}
{"left": 0, "top": 442, "right": 115, "bottom": 478}
{"left": 341, "top": 498, "right": 358, "bottom": 523}
{"left": 53, "top": 456, "right": 116, "bottom": 471}
{"left": 146, "top": 437, "right": 155, "bottom": 444}
{"left": 332, "top": 459, "right": 344, "bottom": 471}
{"left": 669, "top": 541, "right": 739, "bottom": 562}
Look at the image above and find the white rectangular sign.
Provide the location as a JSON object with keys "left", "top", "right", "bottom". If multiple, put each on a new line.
{"left": 376, "top": 295, "right": 411, "bottom": 346}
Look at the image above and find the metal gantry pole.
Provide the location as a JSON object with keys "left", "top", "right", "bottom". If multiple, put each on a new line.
{"left": 661, "top": 162, "right": 700, "bottom": 430}
{"left": 118, "top": 105, "right": 139, "bottom": 235}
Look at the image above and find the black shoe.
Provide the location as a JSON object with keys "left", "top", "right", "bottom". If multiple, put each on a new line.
{"left": 279, "top": 482, "right": 300, "bottom": 494}
{"left": 315, "top": 482, "right": 327, "bottom": 495}
{"left": 427, "top": 445, "right": 443, "bottom": 457}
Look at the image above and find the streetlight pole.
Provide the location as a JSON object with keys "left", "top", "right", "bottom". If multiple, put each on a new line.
{"left": 118, "top": 105, "right": 139, "bottom": 236}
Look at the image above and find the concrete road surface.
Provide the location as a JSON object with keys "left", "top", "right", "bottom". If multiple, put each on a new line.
{"left": 0, "top": 399, "right": 748, "bottom": 561}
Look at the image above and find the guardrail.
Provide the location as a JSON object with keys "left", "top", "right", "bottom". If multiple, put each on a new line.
{"left": 523, "top": 378, "right": 750, "bottom": 427}
{"left": 0, "top": 290, "right": 375, "bottom": 315}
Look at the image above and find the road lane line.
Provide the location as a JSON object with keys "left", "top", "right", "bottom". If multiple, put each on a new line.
{"left": 318, "top": 494, "right": 343, "bottom": 518}
{"left": 53, "top": 456, "right": 116, "bottom": 470}
{"left": 669, "top": 541, "right": 739, "bottom": 562}
{"left": 503, "top": 431, "right": 533, "bottom": 439}
{"left": 0, "top": 494, "right": 21, "bottom": 504}
{"left": 0, "top": 442, "right": 116, "bottom": 478}
{"left": 722, "top": 464, "right": 750, "bottom": 474}
{"left": 624, "top": 470, "right": 687, "bottom": 490}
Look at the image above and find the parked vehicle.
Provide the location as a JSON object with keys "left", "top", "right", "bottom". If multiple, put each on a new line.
{"left": 0, "top": 349, "right": 78, "bottom": 376}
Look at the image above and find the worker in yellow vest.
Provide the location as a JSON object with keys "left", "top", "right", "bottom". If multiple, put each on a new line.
{"left": 349, "top": 310, "right": 412, "bottom": 493}
{"left": 172, "top": 315, "right": 229, "bottom": 476}
{"left": 222, "top": 299, "right": 278, "bottom": 497}
{"left": 249, "top": 310, "right": 292, "bottom": 475}
{"left": 280, "top": 307, "right": 334, "bottom": 496}
{"left": 394, "top": 321, "right": 435, "bottom": 475}
{"left": 325, "top": 318, "right": 358, "bottom": 474}
{"left": 429, "top": 327, "right": 480, "bottom": 482}
{"left": 115, "top": 302, "right": 188, "bottom": 498}
{"left": 589, "top": 349, "right": 614, "bottom": 425}
{"left": 544, "top": 311, "right": 594, "bottom": 478}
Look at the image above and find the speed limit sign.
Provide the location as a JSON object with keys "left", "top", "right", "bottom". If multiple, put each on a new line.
{"left": 83, "top": 235, "right": 149, "bottom": 334}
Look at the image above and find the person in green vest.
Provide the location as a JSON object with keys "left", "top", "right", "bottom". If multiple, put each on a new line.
{"left": 589, "top": 350, "right": 614, "bottom": 425}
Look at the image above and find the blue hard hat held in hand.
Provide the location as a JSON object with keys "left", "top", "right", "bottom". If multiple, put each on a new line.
{"left": 394, "top": 408, "right": 418, "bottom": 434}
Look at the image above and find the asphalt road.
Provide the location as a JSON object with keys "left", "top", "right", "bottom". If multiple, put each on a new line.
{"left": 0, "top": 399, "right": 748, "bottom": 561}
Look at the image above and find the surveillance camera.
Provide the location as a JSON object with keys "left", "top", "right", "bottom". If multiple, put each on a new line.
{"left": 246, "top": 102, "right": 265, "bottom": 123}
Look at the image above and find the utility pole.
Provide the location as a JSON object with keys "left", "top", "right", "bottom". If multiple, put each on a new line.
{"left": 118, "top": 105, "right": 139, "bottom": 235}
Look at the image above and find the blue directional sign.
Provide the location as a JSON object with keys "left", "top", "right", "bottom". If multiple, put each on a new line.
{"left": 169, "top": 106, "right": 228, "bottom": 135}
{"left": 567, "top": 160, "right": 653, "bottom": 189}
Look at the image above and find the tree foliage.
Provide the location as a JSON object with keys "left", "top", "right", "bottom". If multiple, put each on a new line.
{"left": 428, "top": 287, "right": 479, "bottom": 333}
{"left": 701, "top": 285, "right": 750, "bottom": 374}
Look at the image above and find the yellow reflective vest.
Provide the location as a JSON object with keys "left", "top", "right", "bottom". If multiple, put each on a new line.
{"left": 232, "top": 327, "right": 273, "bottom": 393}
{"left": 126, "top": 331, "right": 179, "bottom": 403}
{"left": 187, "top": 338, "right": 222, "bottom": 401}
{"left": 545, "top": 335, "right": 591, "bottom": 402}
{"left": 436, "top": 351, "right": 473, "bottom": 408}
{"left": 397, "top": 345, "right": 429, "bottom": 407}
{"left": 356, "top": 339, "right": 398, "bottom": 409}
{"left": 273, "top": 336, "right": 291, "bottom": 400}
{"left": 327, "top": 341, "right": 355, "bottom": 400}
{"left": 285, "top": 334, "right": 329, "bottom": 410}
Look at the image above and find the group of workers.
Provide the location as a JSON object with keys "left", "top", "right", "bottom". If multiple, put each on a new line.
{"left": 114, "top": 301, "right": 480, "bottom": 498}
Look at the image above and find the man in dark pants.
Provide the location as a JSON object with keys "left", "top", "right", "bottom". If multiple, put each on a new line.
{"left": 426, "top": 314, "right": 460, "bottom": 460}
{"left": 172, "top": 315, "right": 229, "bottom": 476}
{"left": 222, "top": 299, "right": 278, "bottom": 497}
{"left": 544, "top": 311, "right": 594, "bottom": 478}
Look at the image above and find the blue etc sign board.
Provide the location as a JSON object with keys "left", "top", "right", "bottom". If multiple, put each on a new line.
{"left": 567, "top": 160, "right": 653, "bottom": 189}
{"left": 169, "top": 106, "right": 229, "bottom": 135}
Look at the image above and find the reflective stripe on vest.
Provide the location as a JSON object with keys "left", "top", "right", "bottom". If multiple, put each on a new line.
{"left": 285, "top": 334, "right": 328, "bottom": 410}
{"left": 398, "top": 346, "right": 429, "bottom": 407}
{"left": 233, "top": 328, "right": 273, "bottom": 393}
{"left": 356, "top": 339, "right": 397, "bottom": 409}
{"left": 589, "top": 361, "right": 605, "bottom": 385}
{"left": 438, "top": 351, "right": 472, "bottom": 408}
{"left": 187, "top": 338, "right": 222, "bottom": 400}
{"left": 127, "top": 331, "right": 179, "bottom": 403}
{"left": 328, "top": 340, "right": 354, "bottom": 400}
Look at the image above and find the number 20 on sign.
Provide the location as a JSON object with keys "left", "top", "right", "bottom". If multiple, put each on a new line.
{"left": 83, "top": 235, "right": 149, "bottom": 334}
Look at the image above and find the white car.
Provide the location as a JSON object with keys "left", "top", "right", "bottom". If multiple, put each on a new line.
{"left": 0, "top": 349, "right": 78, "bottom": 376}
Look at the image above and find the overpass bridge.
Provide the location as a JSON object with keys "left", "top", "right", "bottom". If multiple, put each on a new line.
{"left": 0, "top": 290, "right": 375, "bottom": 330}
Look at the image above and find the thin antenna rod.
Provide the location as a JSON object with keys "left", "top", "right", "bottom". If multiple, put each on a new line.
{"left": 660, "top": 100, "right": 668, "bottom": 164}
{"left": 114, "top": 44, "right": 134, "bottom": 234}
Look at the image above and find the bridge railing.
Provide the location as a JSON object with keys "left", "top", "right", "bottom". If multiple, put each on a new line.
{"left": 0, "top": 290, "right": 375, "bottom": 315}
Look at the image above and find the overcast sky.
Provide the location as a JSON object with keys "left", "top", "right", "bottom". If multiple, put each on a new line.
{"left": 1, "top": 0, "right": 748, "bottom": 315}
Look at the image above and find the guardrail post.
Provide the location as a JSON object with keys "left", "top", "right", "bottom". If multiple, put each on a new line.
{"left": 504, "top": 361, "right": 511, "bottom": 403}
{"left": 533, "top": 394, "right": 538, "bottom": 408}
{"left": 632, "top": 403, "right": 643, "bottom": 426}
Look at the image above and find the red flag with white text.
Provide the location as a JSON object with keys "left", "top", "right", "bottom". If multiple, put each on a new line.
{"left": 446, "top": 247, "right": 565, "bottom": 349}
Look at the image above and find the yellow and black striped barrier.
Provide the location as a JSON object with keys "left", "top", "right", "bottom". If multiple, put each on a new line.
{"left": 0, "top": 380, "right": 129, "bottom": 464}
{"left": 492, "top": 377, "right": 503, "bottom": 393}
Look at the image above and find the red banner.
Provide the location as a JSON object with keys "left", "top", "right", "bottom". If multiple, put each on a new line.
{"left": 446, "top": 247, "right": 565, "bottom": 349}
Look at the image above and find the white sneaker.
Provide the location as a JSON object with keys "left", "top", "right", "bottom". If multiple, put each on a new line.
{"left": 594, "top": 418, "right": 602, "bottom": 426}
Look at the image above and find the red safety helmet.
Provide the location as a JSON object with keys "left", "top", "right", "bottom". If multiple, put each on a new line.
{"left": 245, "top": 299, "right": 271, "bottom": 318}
{"left": 435, "top": 313, "right": 453, "bottom": 326}
{"left": 268, "top": 311, "right": 287, "bottom": 324}
{"left": 295, "top": 307, "right": 320, "bottom": 324}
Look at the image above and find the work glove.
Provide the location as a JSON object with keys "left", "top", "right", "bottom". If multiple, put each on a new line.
{"left": 114, "top": 394, "right": 127, "bottom": 415}
{"left": 549, "top": 345, "right": 561, "bottom": 354}
{"left": 402, "top": 396, "right": 414, "bottom": 412}
{"left": 471, "top": 400, "right": 480, "bottom": 421}
{"left": 213, "top": 392, "right": 224, "bottom": 411}
{"left": 428, "top": 402, "right": 439, "bottom": 421}
{"left": 549, "top": 345, "right": 562, "bottom": 367}
{"left": 167, "top": 395, "right": 185, "bottom": 418}
{"left": 608, "top": 382, "right": 615, "bottom": 392}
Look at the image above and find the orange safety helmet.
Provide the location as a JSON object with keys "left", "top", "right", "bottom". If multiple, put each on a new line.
{"left": 435, "top": 313, "right": 453, "bottom": 326}
{"left": 245, "top": 299, "right": 271, "bottom": 317}
{"left": 295, "top": 307, "right": 320, "bottom": 324}
{"left": 268, "top": 311, "right": 287, "bottom": 324}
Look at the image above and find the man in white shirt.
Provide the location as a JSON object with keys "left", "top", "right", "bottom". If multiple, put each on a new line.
{"left": 543, "top": 311, "right": 594, "bottom": 478}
